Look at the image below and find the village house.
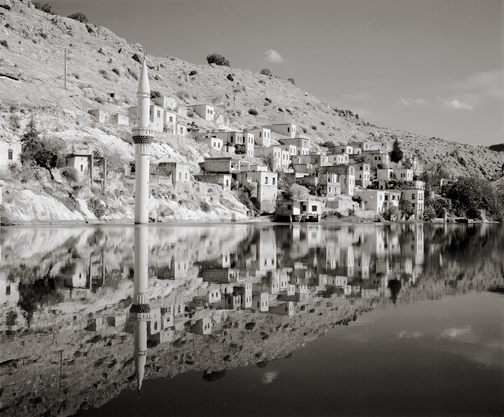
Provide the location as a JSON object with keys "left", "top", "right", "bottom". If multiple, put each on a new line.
{"left": 323, "top": 165, "right": 355, "bottom": 196}
{"left": 395, "top": 168, "right": 414, "bottom": 182}
{"left": 154, "top": 162, "right": 190, "bottom": 186}
{"left": 401, "top": 181, "right": 425, "bottom": 218}
{"left": 350, "top": 141, "right": 379, "bottom": 152}
{"left": 278, "top": 137, "right": 310, "bottom": 155}
{"left": 210, "top": 131, "right": 244, "bottom": 146}
{"left": 319, "top": 172, "right": 340, "bottom": 197}
{"left": 364, "top": 150, "right": 390, "bottom": 169}
{"left": 0, "top": 140, "right": 21, "bottom": 167}
{"left": 199, "top": 135, "right": 224, "bottom": 152}
{"left": 252, "top": 292, "right": 269, "bottom": 312}
{"left": 255, "top": 146, "right": 282, "bottom": 171}
{"left": 189, "top": 104, "right": 215, "bottom": 121}
{"left": 309, "top": 153, "right": 330, "bottom": 166}
{"left": 269, "top": 302, "right": 295, "bottom": 316}
{"left": 153, "top": 95, "right": 177, "bottom": 110}
{"left": 384, "top": 190, "right": 402, "bottom": 211}
{"left": 328, "top": 153, "right": 349, "bottom": 165}
{"left": 276, "top": 199, "right": 324, "bottom": 222}
{"left": 149, "top": 104, "right": 164, "bottom": 132}
{"left": 333, "top": 145, "right": 354, "bottom": 155}
{"left": 202, "top": 268, "right": 242, "bottom": 283}
{"left": 110, "top": 113, "right": 129, "bottom": 126}
{"left": 246, "top": 127, "right": 271, "bottom": 147}
{"left": 163, "top": 109, "right": 177, "bottom": 133}
{"left": 190, "top": 317, "right": 212, "bottom": 335}
{"left": 244, "top": 132, "right": 255, "bottom": 157}
{"left": 377, "top": 168, "right": 394, "bottom": 182}
{"left": 88, "top": 109, "right": 107, "bottom": 123}
{"left": 267, "top": 123, "right": 297, "bottom": 138}
{"left": 280, "top": 143, "right": 297, "bottom": 157}
{"left": 176, "top": 122, "right": 188, "bottom": 137}
{"left": 201, "top": 157, "right": 240, "bottom": 173}
{"left": 354, "top": 189, "right": 387, "bottom": 213}
{"left": 351, "top": 162, "right": 371, "bottom": 188}
{"left": 236, "top": 171, "right": 278, "bottom": 213}
{"left": 195, "top": 173, "right": 232, "bottom": 190}
{"left": 66, "top": 153, "right": 92, "bottom": 178}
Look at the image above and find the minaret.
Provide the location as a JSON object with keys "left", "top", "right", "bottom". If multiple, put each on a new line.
{"left": 130, "top": 226, "right": 150, "bottom": 394}
{"left": 132, "top": 59, "right": 153, "bottom": 224}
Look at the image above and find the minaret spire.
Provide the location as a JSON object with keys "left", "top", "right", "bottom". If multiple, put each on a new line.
{"left": 132, "top": 58, "right": 153, "bottom": 224}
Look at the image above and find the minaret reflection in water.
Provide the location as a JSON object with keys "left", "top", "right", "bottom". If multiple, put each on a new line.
{"left": 129, "top": 226, "right": 150, "bottom": 395}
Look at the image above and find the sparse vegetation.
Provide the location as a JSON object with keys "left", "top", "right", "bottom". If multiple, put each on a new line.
{"left": 33, "top": 3, "right": 55, "bottom": 14}
{"left": 112, "top": 67, "right": 121, "bottom": 76}
{"left": 288, "top": 78, "right": 295, "bottom": 84}
{"left": 189, "top": 70, "right": 198, "bottom": 76}
{"left": 248, "top": 108, "right": 258, "bottom": 116}
{"left": 227, "top": 74, "right": 234, "bottom": 81}
{"left": 261, "top": 69, "right": 272, "bottom": 77}
{"left": 68, "top": 12, "right": 89, "bottom": 23}
{"left": 0, "top": 40, "right": 9, "bottom": 49}
{"left": 206, "top": 53, "right": 230, "bottom": 67}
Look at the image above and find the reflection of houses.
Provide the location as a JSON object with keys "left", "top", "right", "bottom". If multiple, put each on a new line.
{"left": 0, "top": 272, "right": 19, "bottom": 306}
{"left": 59, "top": 261, "right": 88, "bottom": 289}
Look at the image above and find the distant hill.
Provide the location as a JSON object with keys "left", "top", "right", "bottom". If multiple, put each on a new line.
{"left": 1, "top": 0, "right": 504, "bottom": 183}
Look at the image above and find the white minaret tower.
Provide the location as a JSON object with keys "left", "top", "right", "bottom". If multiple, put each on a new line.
{"left": 130, "top": 225, "right": 150, "bottom": 394}
{"left": 132, "top": 59, "right": 153, "bottom": 224}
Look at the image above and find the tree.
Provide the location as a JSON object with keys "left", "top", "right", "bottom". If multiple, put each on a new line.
{"left": 234, "top": 144, "right": 246, "bottom": 155}
{"left": 21, "top": 118, "right": 65, "bottom": 175}
{"left": 206, "top": 53, "right": 230, "bottom": 67}
{"left": 389, "top": 138, "right": 403, "bottom": 163}
{"left": 398, "top": 200, "right": 415, "bottom": 220}
{"left": 260, "top": 69, "right": 272, "bottom": 76}
{"left": 68, "top": 12, "right": 89, "bottom": 23}
{"left": 444, "top": 177, "right": 502, "bottom": 219}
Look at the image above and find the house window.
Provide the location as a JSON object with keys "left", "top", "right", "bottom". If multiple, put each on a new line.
{"left": 272, "top": 177, "right": 276, "bottom": 185}
{"left": 169, "top": 117, "right": 173, "bottom": 122}
{"left": 412, "top": 194, "right": 415, "bottom": 199}
{"left": 265, "top": 177, "right": 268, "bottom": 184}
{"left": 8, "top": 149, "right": 13, "bottom": 160}
{"left": 312, "top": 205, "right": 317, "bottom": 211}
{"left": 287, "top": 205, "right": 292, "bottom": 210}
{"left": 259, "top": 132, "right": 262, "bottom": 137}
{"left": 157, "top": 110, "right": 161, "bottom": 118}
{"left": 287, "top": 127, "right": 290, "bottom": 133}
{"left": 6, "top": 285, "right": 10, "bottom": 295}
{"left": 80, "top": 165, "right": 84, "bottom": 172}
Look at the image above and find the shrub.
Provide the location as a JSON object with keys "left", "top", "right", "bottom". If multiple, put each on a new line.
{"left": 150, "top": 90, "right": 160, "bottom": 99}
{"left": 320, "top": 121, "right": 325, "bottom": 126}
{"left": 60, "top": 166, "right": 79, "bottom": 183}
{"left": 200, "top": 201, "right": 211, "bottom": 212}
{"left": 33, "top": 3, "right": 55, "bottom": 14}
{"left": 0, "top": 40, "right": 8, "bottom": 49}
{"left": 68, "top": 12, "right": 89, "bottom": 23}
{"left": 383, "top": 206, "right": 399, "bottom": 221}
{"left": 234, "top": 144, "right": 246, "bottom": 155}
{"left": 311, "top": 125, "right": 317, "bottom": 131}
{"left": 260, "top": 69, "right": 272, "bottom": 76}
{"left": 177, "top": 90, "right": 190, "bottom": 100}
{"left": 189, "top": 70, "right": 198, "bottom": 76}
{"left": 127, "top": 67, "right": 138, "bottom": 80}
{"left": 111, "top": 68, "right": 121, "bottom": 76}
{"left": 87, "top": 198, "right": 106, "bottom": 218}
{"left": 248, "top": 109, "right": 258, "bottom": 116}
{"left": 288, "top": 78, "right": 295, "bottom": 84}
{"left": 206, "top": 53, "right": 230, "bottom": 67}
{"left": 227, "top": 73, "right": 234, "bottom": 81}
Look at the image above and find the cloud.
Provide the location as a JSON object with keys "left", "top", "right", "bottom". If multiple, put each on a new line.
{"left": 398, "top": 331, "right": 423, "bottom": 339}
{"left": 398, "top": 97, "right": 428, "bottom": 106}
{"left": 261, "top": 371, "right": 279, "bottom": 384}
{"left": 264, "top": 49, "right": 284, "bottom": 64}
{"left": 343, "top": 92, "right": 374, "bottom": 103}
{"left": 438, "top": 97, "right": 473, "bottom": 110}
{"left": 440, "top": 326, "right": 471, "bottom": 339}
{"left": 453, "top": 70, "right": 503, "bottom": 99}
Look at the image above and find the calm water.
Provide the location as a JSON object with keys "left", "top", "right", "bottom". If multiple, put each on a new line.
{"left": 0, "top": 223, "right": 503, "bottom": 417}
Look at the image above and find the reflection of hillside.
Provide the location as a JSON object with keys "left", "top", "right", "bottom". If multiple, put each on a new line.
{"left": 1, "top": 224, "right": 503, "bottom": 416}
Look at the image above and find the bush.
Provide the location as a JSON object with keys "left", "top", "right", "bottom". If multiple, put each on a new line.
{"left": 150, "top": 90, "right": 160, "bottom": 99}
{"left": 383, "top": 206, "right": 399, "bottom": 221}
{"left": 33, "top": 3, "right": 55, "bottom": 14}
{"left": 227, "top": 73, "right": 234, "bottom": 81}
{"left": 68, "top": 12, "right": 89, "bottom": 23}
{"left": 189, "top": 70, "right": 198, "bottom": 76}
{"left": 0, "top": 40, "right": 8, "bottom": 49}
{"left": 260, "top": 69, "right": 272, "bottom": 76}
{"left": 200, "top": 201, "right": 211, "bottom": 212}
{"left": 112, "top": 68, "right": 121, "bottom": 76}
{"left": 60, "top": 166, "right": 79, "bottom": 183}
{"left": 234, "top": 144, "right": 246, "bottom": 155}
{"left": 248, "top": 109, "right": 258, "bottom": 116}
{"left": 206, "top": 53, "right": 230, "bottom": 67}
{"left": 87, "top": 198, "right": 106, "bottom": 218}
{"left": 127, "top": 67, "right": 138, "bottom": 80}
{"left": 288, "top": 78, "right": 295, "bottom": 84}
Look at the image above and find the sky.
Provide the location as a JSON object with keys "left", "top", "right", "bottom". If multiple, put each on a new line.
{"left": 46, "top": 0, "right": 503, "bottom": 147}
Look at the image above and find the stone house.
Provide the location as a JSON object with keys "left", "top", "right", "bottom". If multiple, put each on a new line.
{"left": 153, "top": 95, "right": 177, "bottom": 110}
{"left": 200, "top": 136, "right": 224, "bottom": 152}
{"left": 189, "top": 104, "right": 215, "bottom": 121}
{"left": 351, "top": 162, "right": 371, "bottom": 188}
{"left": 328, "top": 153, "right": 349, "bottom": 165}
{"left": 88, "top": 109, "right": 107, "bottom": 123}
{"left": 267, "top": 123, "right": 297, "bottom": 138}
{"left": 149, "top": 104, "right": 164, "bottom": 132}
{"left": 0, "top": 140, "right": 21, "bottom": 167}
{"left": 163, "top": 110, "right": 177, "bottom": 133}
{"left": 195, "top": 174, "right": 232, "bottom": 190}
{"left": 210, "top": 131, "right": 244, "bottom": 146}
{"left": 155, "top": 162, "right": 190, "bottom": 186}
{"left": 333, "top": 145, "right": 354, "bottom": 155}
{"left": 244, "top": 132, "right": 255, "bottom": 157}
{"left": 319, "top": 172, "right": 340, "bottom": 197}
{"left": 110, "top": 113, "right": 129, "bottom": 126}
{"left": 354, "top": 189, "right": 387, "bottom": 213}
{"left": 396, "top": 168, "right": 414, "bottom": 182}
{"left": 236, "top": 171, "right": 278, "bottom": 213}
{"left": 246, "top": 127, "right": 271, "bottom": 147}
{"left": 278, "top": 137, "right": 310, "bottom": 155}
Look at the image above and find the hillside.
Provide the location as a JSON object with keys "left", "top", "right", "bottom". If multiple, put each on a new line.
{"left": 1, "top": 0, "right": 504, "bottom": 223}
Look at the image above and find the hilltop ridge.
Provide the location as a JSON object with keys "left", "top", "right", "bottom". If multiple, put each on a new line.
{"left": 0, "top": 0, "right": 504, "bottom": 223}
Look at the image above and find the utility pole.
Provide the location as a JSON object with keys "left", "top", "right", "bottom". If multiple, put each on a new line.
{"left": 64, "top": 48, "right": 67, "bottom": 90}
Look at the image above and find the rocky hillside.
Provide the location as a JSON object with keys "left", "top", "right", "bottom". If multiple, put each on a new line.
{"left": 1, "top": 0, "right": 504, "bottom": 223}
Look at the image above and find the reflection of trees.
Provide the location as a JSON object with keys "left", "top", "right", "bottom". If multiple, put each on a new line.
{"left": 388, "top": 279, "right": 402, "bottom": 304}
{"left": 18, "top": 278, "right": 62, "bottom": 327}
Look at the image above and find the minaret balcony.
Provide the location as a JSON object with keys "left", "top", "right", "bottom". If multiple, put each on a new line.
{"left": 132, "top": 127, "right": 154, "bottom": 144}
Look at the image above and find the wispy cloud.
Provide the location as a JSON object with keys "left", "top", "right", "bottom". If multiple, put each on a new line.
{"left": 398, "top": 331, "right": 423, "bottom": 339}
{"left": 343, "top": 92, "right": 374, "bottom": 103}
{"left": 453, "top": 70, "right": 503, "bottom": 99}
{"left": 261, "top": 371, "right": 279, "bottom": 384}
{"left": 440, "top": 326, "right": 471, "bottom": 339}
{"left": 438, "top": 97, "right": 473, "bottom": 110}
{"left": 398, "top": 97, "right": 428, "bottom": 106}
{"left": 264, "top": 49, "right": 284, "bottom": 64}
